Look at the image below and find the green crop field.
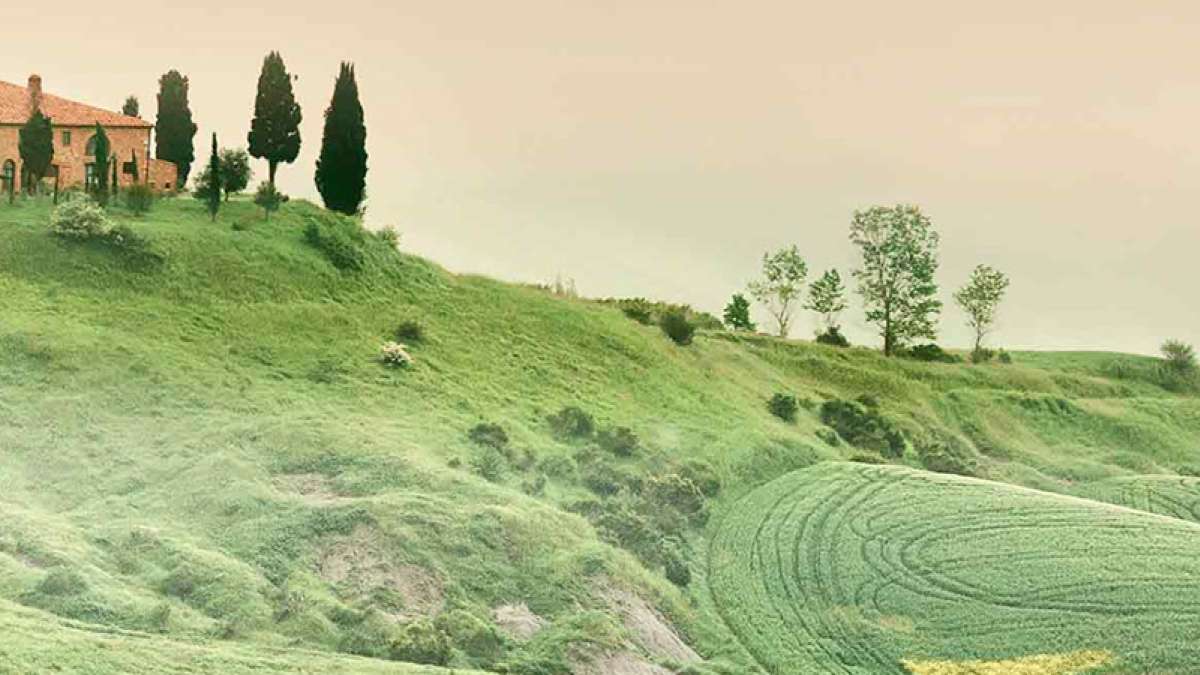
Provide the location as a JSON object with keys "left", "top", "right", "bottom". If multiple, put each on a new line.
{"left": 709, "top": 462, "right": 1200, "bottom": 674}
{"left": 0, "top": 196, "right": 1198, "bottom": 673}
{"left": 1076, "top": 475, "right": 1200, "bottom": 524}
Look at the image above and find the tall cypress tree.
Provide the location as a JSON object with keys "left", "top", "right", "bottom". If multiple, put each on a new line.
{"left": 18, "top": 110, "right": 54, "bottom": 194}
{"left": 248, "top": 51, "right": 302, "bottom": 186}
{"left": 122, "top": 95, "right": 139, "bottom": 117}
{"left": 314, "top": 62, "right": 367, "bottom": 216}
{"left": 204, "top": 134, "right": 221, "bottom": 221}
{"left": 155, "top": 70, "right": 198, "bottom": 186}
{"left": 92, "top": 123, "right": 111, "bottom": 204}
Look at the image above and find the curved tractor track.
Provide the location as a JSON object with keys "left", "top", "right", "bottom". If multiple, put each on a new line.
{"left": 708, "top": 463, "right": 1200, "bottom": 674}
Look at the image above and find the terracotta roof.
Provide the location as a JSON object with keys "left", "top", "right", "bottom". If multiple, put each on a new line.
{"left": 0, "top": 78, "right": 150, "bottom": 128}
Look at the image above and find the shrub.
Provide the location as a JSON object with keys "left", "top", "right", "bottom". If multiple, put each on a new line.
{"left": 538, "top": 455, "right": 578, "bottom": 481}
{"left": 970, "top": 348, "right": 996, "bottom": 364}
{"left": 394, "top": 320, "right": 424, "bottom": 344}
{"left": 50, "top": 194, "right": 111, "bottom": 239}
{"left": 37, "top": 567, "right": 87, "bottom": 596}
{"left": 389, "top": 618, "right": 451, "bottom": 665}
{"left": 1159, "top": 340, "right": 1198, "bottom": 391}
{"left": 819, "top": 399, "right": 905, "bottom": 458}
{"left": 582, "top": 461, "right": 632, "bottom": 496}
{"left": 379, "top": 342, "right": 414, "bottom": 368}
{"left": 304, "top": 215, "right": 365, "bottom": 270}
{"left": 659, "top": 310, "right": 696, "bottom": 346}
{"left": 124, "top": 183, "right": 155, "bottom": 215}
{"left": 548, "top": 406, "right": 595, "bottom": 440}
{"left": 679, "top": 459, "right": 721, "bottom": 498}
{"left": 522, "top": 473, "right": 548, "bottom": 496}
{"left": 436, "top": 610, "right": 503, "bottom": 664}
{"left": 815, "top": 326, "right": 850, "bottom": 347}
{"left": 663, "top": 547, "right": 691, "bottom": 587}
{"left": 644, "top": 474, "right": 707, "bottom": 526}
{"left": 767, "top": 393, "right": 799, "bottom": 423}
{"left": 470, "top": 446, "right": 507, "bottom": 482}
{"left": 596, "top": 426, "right": 640, "bottom": 457}
{"left": 468, "top": 422, "right": 510, "bottom": 453}
{"left": 254, "top": 182, "right": 287, "bottom": 220}
{"left": 619, "top": 298, "right": 655, "bottom": 324}
{"left": 903, "top": 343, "right": 960, "bottom": 363}
{"left": 917, "top": 435, "right": 978, "bottom": 476}
{"left": 374, "top": 226, "right": 401, "bottom": 250}
{"left": 998, "top": 349, "right": 1013, "bottom": 364}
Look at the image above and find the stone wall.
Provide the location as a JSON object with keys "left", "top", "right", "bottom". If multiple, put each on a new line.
{"left": 0, "top": 124, "right": 176, "bottom": 192}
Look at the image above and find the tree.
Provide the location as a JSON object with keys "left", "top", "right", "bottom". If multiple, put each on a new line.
{"left": 92, "top": 124, "right": 111, "bottom": 204}
{"left": 155, "top": 70, "right": 198, "bottom": 186}
{"left": 1161, "top": 340, "right": 1196, "bottom": 375}
{"left": 849, "top": 205, "right": 942, "bottom": 356}
{"left": 248, "top": 51, "right": 302, "bottom": 186}
{"left": 315, "top": 62, "right": 368, "bottom": 215}
{"left": 747, "top": 246, "right": 807, "bottom": 338}
{"left": 253, "top": 181, "right": 287, "bottom": 220}
{"left": 192, "top": 134, "right": 221, "bottom": 221}
{"left": 217, "top": 148, "right": 252, "bottom": 200}
{"left": 122, "top": 95, "right": 139, "bottom": 117}
{"left": 18, "top": 110, "right": 53, "bottom": 194}
{"left": 805, "top": 268, "right": 848, "bottom": 333}
{"left": 723, "top": 293, "right": 756, "bottom": 331}
{"left": 954, "top": 264, "right": 1010, "bottom": 357}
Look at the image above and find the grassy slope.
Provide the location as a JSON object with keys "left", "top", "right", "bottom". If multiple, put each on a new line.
{"left": 0, "top": 196, "right": 1197, "bottom": 673}
{"left": 710, "top": 463, "right": 1200, "bottom": 674}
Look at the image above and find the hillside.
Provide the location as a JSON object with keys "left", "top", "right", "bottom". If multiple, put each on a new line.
{"left": 1, "top": 196, "right": 1198, "bottom": 674}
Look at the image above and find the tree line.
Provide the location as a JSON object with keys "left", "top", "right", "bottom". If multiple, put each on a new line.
{"left": 725, "top": 204, "right": 1011, "bottom": 361}
{"left": 10, "top": 54, "right": 367, "bottom": 219}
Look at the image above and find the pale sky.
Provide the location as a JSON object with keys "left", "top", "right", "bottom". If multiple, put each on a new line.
{"left": 5, "top": 1, "right": 1199, "bottom": 354}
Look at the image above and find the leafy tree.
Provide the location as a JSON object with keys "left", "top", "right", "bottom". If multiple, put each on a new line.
{"left": 155, "top": 70, "right": 198, "bottom": 186}
{"left": 247, "top": 51, "right": 302, "bottom": 186}
{"left": 192, "top": 134, "right": 221, "bottom": 221}
{"left": 849, "top": 205, "right": 942, "bottom": 356}
{"left": 253, "top": 181, "right": 286, "bottom": 220}
{"left": 18, "top": 110, "right": 53, "bottom": 194}
{"left": 748, "top": 245, "right": 807, "bottom": 338}
{"left": 92, "top": 124, "right": 111, "bottom": 204}
{"left": 722, "top": 293, "right": 756, "bottom": 331}
{"left": 217, "top": 148, "right": 252, "bottom": 200}
{"left": 805, "top": 268, "right": 848, "bottom": 333}
{"left": 1161, "top": 340, "right": 1196, "bottom": 374}
{"left": 954, "top": 264, "right": 1010, "bottom": 357}
{"left": 122, "top": 95, "right": 139, "bottom": 117}
{"left": 315, "top": 62, "right": 368, "bottom": 215}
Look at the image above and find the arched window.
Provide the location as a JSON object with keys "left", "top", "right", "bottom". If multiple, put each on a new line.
{"left": 1, "top": 160, "right": 14, "bottom": 192}
{"left": 85, "top": 135, "right": 97, "bottom": 157}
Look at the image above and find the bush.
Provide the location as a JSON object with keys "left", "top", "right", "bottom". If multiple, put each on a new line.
{"left": 50, "top": 194, "right": 111, "bottom": 239}
{"left": 394, "top": 320, "right": 424, "bottom": 344}
{"left": 619, "top": 298, "right": 655, "bottom": 324}
{"left": 819, "top": 399, "right": 905, "bottom": 458}
{"left": 436, "top": 610, "right": 503, "bottom": 664}
{"left": 390, "top": 618, "right": 451, "bottom": 665}
{"left": 815, "top": 326, "right": 850, "bottom": 347}
{"left": 582, "top": 461, "right": 632, "bottom": 496}
{"left": 998, "top": 349, "right": 1013, "bottom": 364}
{"left": 537, "top": 455, "right": 578, "bottom": 481}
{"left": 659, "top": 310, "right": 696, "bottom": 346}
{"left": 374, "top": 226, "right": 401, "bottom": 250}
{"left": 917, "top": 435, "right": 978, "bottom": 476}
{"left": 254, "top": 182, "right": 287, "bottom": 220}
{"left": 1159, "top": 341, "right": 1198, "bottom": 391}
{"left": 663, "top": 547, "right": 691, "bottom": 587}
{"left": 767, "top": 393, "right": 799, "bottom": 423}
{"left": 469, "top": 446, "right": 507, "bottom": 482}
{"left": 596, "top": 426, "right": 640, "bottom": 456}
{"left": 123, "top": 183, "right": 155, "bottom": 215}
{"left": 903, "top": 343, "right": 960, "bottom": 363}
{"left": 644, "top": 474, "right": 707, "bottom": 526}
{"left": 304, "top": 215, "right": 365, "bottom": 271}
{"left": 548, "top": 406, "right": 595, "bottom": 440}
{"left": 679, "top": 459, "right": 721, "bottom": 497}
{"left": 468, "top": 422, "right": 510, "bottom": 453}
{"left": 970, "top": 348, "right": 995, "bottom": 364}
{"left": 37, "top": 567, "right": 87, "bottom": 596}
{"left": 379, "top": 341, "right": 414, "bottom": 368}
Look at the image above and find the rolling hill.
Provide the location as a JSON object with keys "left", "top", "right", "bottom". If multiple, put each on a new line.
{"left": 1, "top": 195, "right": 1198, "bottom": 673}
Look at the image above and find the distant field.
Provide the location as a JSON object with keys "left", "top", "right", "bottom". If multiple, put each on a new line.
{"left": 709, "top": 463, "right": 1200, "bottom": 674}
{"left": 1077, "top": 475, "right": 1200, "bottom": 524}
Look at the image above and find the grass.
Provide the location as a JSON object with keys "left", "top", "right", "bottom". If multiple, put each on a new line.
{"left": 0, "top": 195, "right": 1197, "bottom": 673}
{"left": 709, "top": 463, "right": 1200, "bottom": 674}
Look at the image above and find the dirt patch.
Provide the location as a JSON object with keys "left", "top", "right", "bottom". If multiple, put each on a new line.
{"left": 493, "top": 602, "right": 545, "bottom": 641}
{"left": 273, "top": 473, "right": 347, "bottom": 504}
{"left": 318, "top": 525, "right": 443, "bottom": 620}
{"left": 601, "top": 585, "right": 699, "bottom": 664}
{"left": 570, "top": 650, "right": 674, "bottom": 675}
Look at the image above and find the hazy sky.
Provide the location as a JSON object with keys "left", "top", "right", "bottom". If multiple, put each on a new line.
{"left": 6, "top": 2, "right": 1199, "bottom": 354}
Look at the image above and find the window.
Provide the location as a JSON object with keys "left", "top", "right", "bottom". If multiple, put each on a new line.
{"left": 85, "top": 135, "right": 97, "bottom": 157}
{"left": 1, "top": 160, "right": 14, "bottom": 192}
{"left": 85, "top": 163, "right": 96, "bottom": 190}
{"left": 62, "top": 131, "right": 71, "bottom": 146}
{"left": 122, "top": 162, "right": 137, "bottom": 176}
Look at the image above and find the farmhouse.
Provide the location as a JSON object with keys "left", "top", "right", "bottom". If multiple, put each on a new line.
{"left": 0, "top": 74, "right": 177, "bottom": 193}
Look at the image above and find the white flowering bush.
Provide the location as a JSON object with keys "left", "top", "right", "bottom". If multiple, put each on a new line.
{"left": 50, "top": 194, "right": 112, "bottom": 239}
{"left": 380, "top": 341, "right": 414, "bottom": 368}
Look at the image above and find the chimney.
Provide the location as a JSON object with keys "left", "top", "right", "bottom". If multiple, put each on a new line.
{"left": 27, "top": 74, "right": 42, "bottom": 112}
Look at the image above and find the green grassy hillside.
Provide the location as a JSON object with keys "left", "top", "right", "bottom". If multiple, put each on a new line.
{"left": 710, "top": 463, "right": 1200, "bottom": 674}
{"left": 1, "top": 196, "right": 1197, "bottom": 673}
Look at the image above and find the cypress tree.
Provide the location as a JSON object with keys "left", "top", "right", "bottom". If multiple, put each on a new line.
{"left": 155, "top": 70, "right": 198, "bottom": 186}
{"left": 92, "top": 123, "right": 111, "bottom": 204}
{"left": 122, "top": 95, "right": 139, "bottom": 117}
{"left": 129, "top": 149, "right": 139, "bottom": 182}
{"left": 18, "top": 110, "right": 54, "bottom": 194}
{"left": 203, "top": 134, "right": 221, "bottom": 221}
{"left": 314, "top": 62, "right": 368, "bottom": 216}
{"left": 248, "top": 51, "right": 302, "bottom": 186}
